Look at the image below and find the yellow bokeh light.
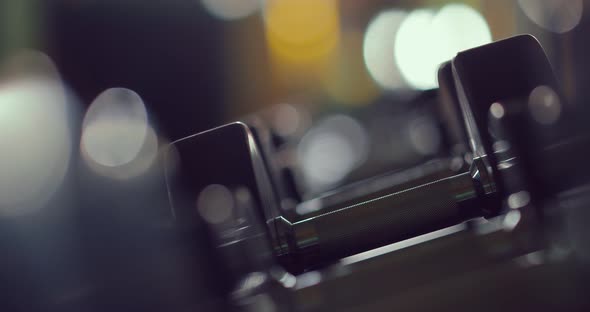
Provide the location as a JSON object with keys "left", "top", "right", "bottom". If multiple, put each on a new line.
{"left": 264, "top": 0, "right": 340, "bottom": 66}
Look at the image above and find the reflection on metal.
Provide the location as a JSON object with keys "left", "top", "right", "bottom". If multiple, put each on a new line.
{"left": 239, "top": 272, "right": 268, "bottom": 292}
{"left": 294, "top": 271, "right": 322, "bottom": 290}
{"left": 502, "top": 209, "right": 522, "bottom": 231}
{"left": 277, "top": 157, "right": 491, "bottom": 271}
{"left": 507, "top": 191, "right": 531, "bottom": 209}
{"left": 277, "top": 271, "right": 296, "bottom": 288}
{"left": 295, "top": 197, "right": 322, "bottom": 215}
{"left": 339, "top": 223, "right": 467, "bottom": 265}
{"left": 514, "top": 250, "right": 545, "bottom": 267}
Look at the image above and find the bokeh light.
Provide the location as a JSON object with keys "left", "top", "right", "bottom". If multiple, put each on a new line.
{"left": 81, "top": 88, "right": 158, "bottom": 179}
{"left": 271, "top": 103, "right": 309, "bottom": 137}
{"left": 394, "top": 9, "right": 437, "bottom": 90}
{"left": 264, "top": 0, "right": 340, "bottom": 64}
{"left": 518, "top": 0, "right": 583, "bottom": 34}
{"left": 407, "top": 116, "right": 441, "bottom": 156}
{"left": 201, "top": 0, "right": 262, "bottom": 21}
{"left": 431, "top": 4, "right": 492, "bottom": 70}
{"left": 0, "top": 52, "right": 72, "bottom": 216}
{"left": 490, "top": 102, "right": 506, "bottom": 119}
{"left": 394, "top": 4, "right": 491, "bottom": 90}
{"left": 197, "top": 184, "right": 234, "bottom": 224}
{"left": 363, "top": 9, "right": 408, "bottom": 90}
{"left": 528, "top": 85, "right": 562, "bottom": 125}
{"left": 297, "top": 115, "right": 369, "bottom": 191}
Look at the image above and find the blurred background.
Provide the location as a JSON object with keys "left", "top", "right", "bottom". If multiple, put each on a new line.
{"left": 1, "top": 0, "right": 588, "bottom": 193}
{"left": 0, "top": 0, "right": 589, "bottom": 311}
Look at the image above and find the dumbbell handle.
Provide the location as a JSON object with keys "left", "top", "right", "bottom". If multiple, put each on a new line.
{"left": 275, "top": 157, "right": 493, "bottom": 271}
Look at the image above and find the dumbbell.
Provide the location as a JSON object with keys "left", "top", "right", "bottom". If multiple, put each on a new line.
{"left": 281, "top": 59, "right": 474, "bottom": 220}
{"left": 164, "top": 35, "right": 566, "bottom": 274}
